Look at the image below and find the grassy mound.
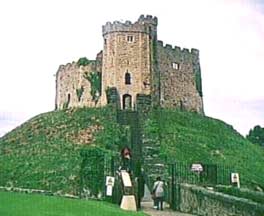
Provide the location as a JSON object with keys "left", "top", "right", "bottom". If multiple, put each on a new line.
{"left": 1, "top": 107, "right": 263, "bottom": 193}
{"left": 144, "top": 109, "right": 264, "bottom": 188}
{"left": 0, "top": 107, "right": 125, "bottom": 194}
{"left": 0, "top": 191, "right": 146, "bottom": 216}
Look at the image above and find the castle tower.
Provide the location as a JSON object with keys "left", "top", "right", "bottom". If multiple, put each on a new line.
{"left": 55, "top": 15, "right": 204, "bottom": 114}
{"left": 101, "top": 15, "right": 158, "bottom": 109}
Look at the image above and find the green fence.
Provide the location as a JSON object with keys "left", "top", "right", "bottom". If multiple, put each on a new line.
{"left": 167, "top": 162, "right": 234, "bottom": 210}
{"left": 79, "top": 147, "right": 122, "bottom": 204}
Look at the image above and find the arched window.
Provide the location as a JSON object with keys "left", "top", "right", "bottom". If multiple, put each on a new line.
{"left": 125, "top": 72, "right": 131, "bottom": 85}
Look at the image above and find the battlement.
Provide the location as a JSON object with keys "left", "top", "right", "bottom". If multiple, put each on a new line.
{"left": 137, "top": 14, "right": 158, "bottom": 25}
{"left": 102, "top": 15, "right": 157, "bottom": 36}
{"left": 58, "top": 62, "right": 78, "bottom": 72}
{"left": 157, "top": 40, "right": 199, "bottom": 59}
{"left": 57, "top": 60, "right": 97, "bottom": 73}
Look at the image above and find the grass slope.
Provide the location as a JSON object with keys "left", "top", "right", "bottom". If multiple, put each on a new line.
{"left": 144, "top": 109, "right": 264, "bottom": 188}
{"left": 0, "top": 107, "right": 125, "bottom": 194}
{"left": 1, "top": 107, "right": 264, "bottom": 192}
{"left": 0, "top": 191, "right": 146, "bottom": 216}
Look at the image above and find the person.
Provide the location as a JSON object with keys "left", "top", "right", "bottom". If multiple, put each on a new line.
{"left": 120, "top": 146, "right": 132, "bottom": 174}
{"left": 152, "top": 176, "right": 164, "bottom": 210}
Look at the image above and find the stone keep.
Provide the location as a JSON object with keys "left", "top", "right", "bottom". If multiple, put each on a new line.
{"left": 55, "top": 15, "right": 204, "bottom": 114}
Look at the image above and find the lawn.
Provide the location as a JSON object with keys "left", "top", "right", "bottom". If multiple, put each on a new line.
{"left": 0, "top": 191, "right": 147, "bottom": 216}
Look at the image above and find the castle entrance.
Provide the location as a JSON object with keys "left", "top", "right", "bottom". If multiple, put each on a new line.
{"left": 122, "top": 94, "right": 132, "bottom": 110}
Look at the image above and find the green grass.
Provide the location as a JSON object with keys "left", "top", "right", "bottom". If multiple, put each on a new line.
{"left": 1, "top": 107, "right": 264, "bottom": 194}
{"left": 0, "top": 191, "right": 146, "bottom": 216}
{"left": 144, "top": 109, "right": 264, "bottom": 189}
{"left": 0, "top": 107, "right": 125, "bottom": 194}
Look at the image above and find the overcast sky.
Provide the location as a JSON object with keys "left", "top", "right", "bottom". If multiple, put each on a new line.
{"left": 0, "top": 0, "right": 263, "bottom": 137}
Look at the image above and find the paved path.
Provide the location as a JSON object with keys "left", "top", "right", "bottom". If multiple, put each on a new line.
{"left": 141, "top": 201, "right": 196, "bottom": 216}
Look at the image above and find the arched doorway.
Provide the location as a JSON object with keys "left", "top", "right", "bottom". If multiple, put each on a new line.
{"left": 123, "top": 94, "right": 132, "bottom": 110}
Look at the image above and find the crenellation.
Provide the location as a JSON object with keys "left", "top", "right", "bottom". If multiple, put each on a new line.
{"left": 102, "top": 20, "right": 146, "bottom": 36}
{"left": 58, "top": 65, "right": 65, "bottom": 71}
{"left": 174, "top": 46, "right": 181, "bottom": 52}
{"left": 103, "top": 15, "right": 158, "bottom": 36}
{"left": 165, "top": 44, "right": 173, "bottom": 50}
{"left": 125, "top": 20, "right": 132, "bottom": 25}
{"left": 157, "top": 40, "right": 163, "bottom": 46}
{"left": 182, "top": 48, "right": 190, "bottom": 53}
{"left": 191, "top": 48, "right": 199, "bottom": 56}
{"left": 56, "top": 15, "right": 204, "bottom": 114}
{"left": 138, "top": 14, "right": 158, "bottom": 25}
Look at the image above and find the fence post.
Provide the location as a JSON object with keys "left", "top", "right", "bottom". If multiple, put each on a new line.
{"left": 171, "top": 163, "right": 176, "bottom": 210}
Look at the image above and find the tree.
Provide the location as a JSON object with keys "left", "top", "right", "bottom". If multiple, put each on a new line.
{"left": 246, "top": 125, "right": 264, "bottom": 147}
{"left": 77, "top": 57, "right": 91, "bottom": 66}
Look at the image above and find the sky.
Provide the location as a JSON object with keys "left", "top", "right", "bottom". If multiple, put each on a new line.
{"left": 0, "top": 0, "right": 263, "bottom": 137}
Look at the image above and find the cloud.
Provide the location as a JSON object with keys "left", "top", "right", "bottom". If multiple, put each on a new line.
{"left": 205, "top": 97, "right": 264, "bottom": 135}
{"left": 0, "top": 0, "right": 263, "bottom": 136}
{"left": 0, "top": 119, "right": 18, "bottom": 137}
{"left": 0, "top": 112, "right": 33, "bottom": 137}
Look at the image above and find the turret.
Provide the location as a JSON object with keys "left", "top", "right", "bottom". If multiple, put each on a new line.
{"left": 102, "top": 15, "right": 158, "bottom": 37}
{"left": 101, "top": 15, "right": 157, "bottom": 109}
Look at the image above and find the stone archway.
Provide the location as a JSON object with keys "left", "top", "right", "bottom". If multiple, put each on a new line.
{"left": 123, "top": 94, "right": 132, "bottom": 110}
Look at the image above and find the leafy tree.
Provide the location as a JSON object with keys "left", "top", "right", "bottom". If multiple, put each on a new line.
{"left": 246, "top": 125, "right": 264, "bottom": 147}
{"left": 77, "top": 57, "right": 91, "bottom": 66}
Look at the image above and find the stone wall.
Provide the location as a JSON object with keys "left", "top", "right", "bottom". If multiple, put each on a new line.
{"left": 55, "top": 15, "right": 204, "bottom": 114}
{"left": 55, "top": 59, "right": 102, "bottom": 109}
{"left": 101, "top": 15, "right": 157, "bottom": 109}
{"left": 157, "top": 41, "right": 204, "bottom": 114}
{"left": 179, "top": 184, "right": 264, "bottom": 216}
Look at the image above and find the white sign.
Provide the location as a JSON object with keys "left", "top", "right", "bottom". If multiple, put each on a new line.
{"left": 231, "top": 173, "right": 239, "bottom": 183}
{"left": 106, "top": 176, "right": 115, "bottom": 187}
{"left": 121, "top": 171, "right": 132, "bottom": 187}
{"left": 106, "top": 185, "right": 113, "bottom": 196}
{"left": 231, "top": 173, "right": 240, "bottom": 188}
{"left": 191, "top": 164, "right": 203, "bottom": 172}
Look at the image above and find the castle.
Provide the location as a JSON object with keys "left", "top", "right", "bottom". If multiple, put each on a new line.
{"left": 55, "top": 15, "right": 204, "bottom": 114}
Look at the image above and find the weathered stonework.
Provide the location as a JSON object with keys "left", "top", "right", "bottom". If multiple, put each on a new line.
{"left": 157, "top": 41, "right": 204, "bottom": 113}
{"left": 178, "top": 184, "right": 264, "bottom": 216}
{"left": 55, "top": 52, "right": 102, "bottom": 109}
{"left": 55, "top": 15, "right": 204, "bottom": 114}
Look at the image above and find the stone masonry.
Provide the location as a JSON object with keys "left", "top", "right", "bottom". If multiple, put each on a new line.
{"left": 55, "top": 15, "right": 204, "bottom": 114}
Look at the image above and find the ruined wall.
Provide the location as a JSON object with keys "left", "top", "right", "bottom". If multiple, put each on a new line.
{"left": 55, "top": 58, "right": 102, "bottom": 110}
{"left": 179, "top": 184, "right": 264, "bottom": 216}
{"left": 157, "top": 41, "right": 204, "bottom": 114}
{"left": 101, "top": 15, "right": 157, "bottom": 109}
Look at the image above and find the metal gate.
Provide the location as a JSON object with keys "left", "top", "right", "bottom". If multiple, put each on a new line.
{"left": 167, "top": 162, "right": 233, "bottom": 210}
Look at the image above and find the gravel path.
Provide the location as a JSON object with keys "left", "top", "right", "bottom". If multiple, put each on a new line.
{"left": 141, "top": 201, "right": 196, "bottom": 216}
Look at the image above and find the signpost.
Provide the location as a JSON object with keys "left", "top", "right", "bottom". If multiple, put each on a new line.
{"left": 120, "top": 170, "right": 137, "bottom": 211}
{"left": 191, "top": 164, "right": 203, "bottom": 172}
{"left": 106, "top": 176, "right": 115, "bottom": 196}
{"left": 191, "top": 163, "right": 203, "bottom": 183}
{"left": 231, "top": 173, "right": 240, "bottom": 188}
{"left": 121, "top": 171, "right": 132, "bottom": 187}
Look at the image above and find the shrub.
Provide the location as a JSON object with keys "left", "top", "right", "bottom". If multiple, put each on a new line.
{"left": 77, "top": 57, "right": 91, "bottom": 66}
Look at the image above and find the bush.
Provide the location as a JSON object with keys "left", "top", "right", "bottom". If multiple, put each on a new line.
{"left": 77, "top": 57, "right": 91, "bottom": 66}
